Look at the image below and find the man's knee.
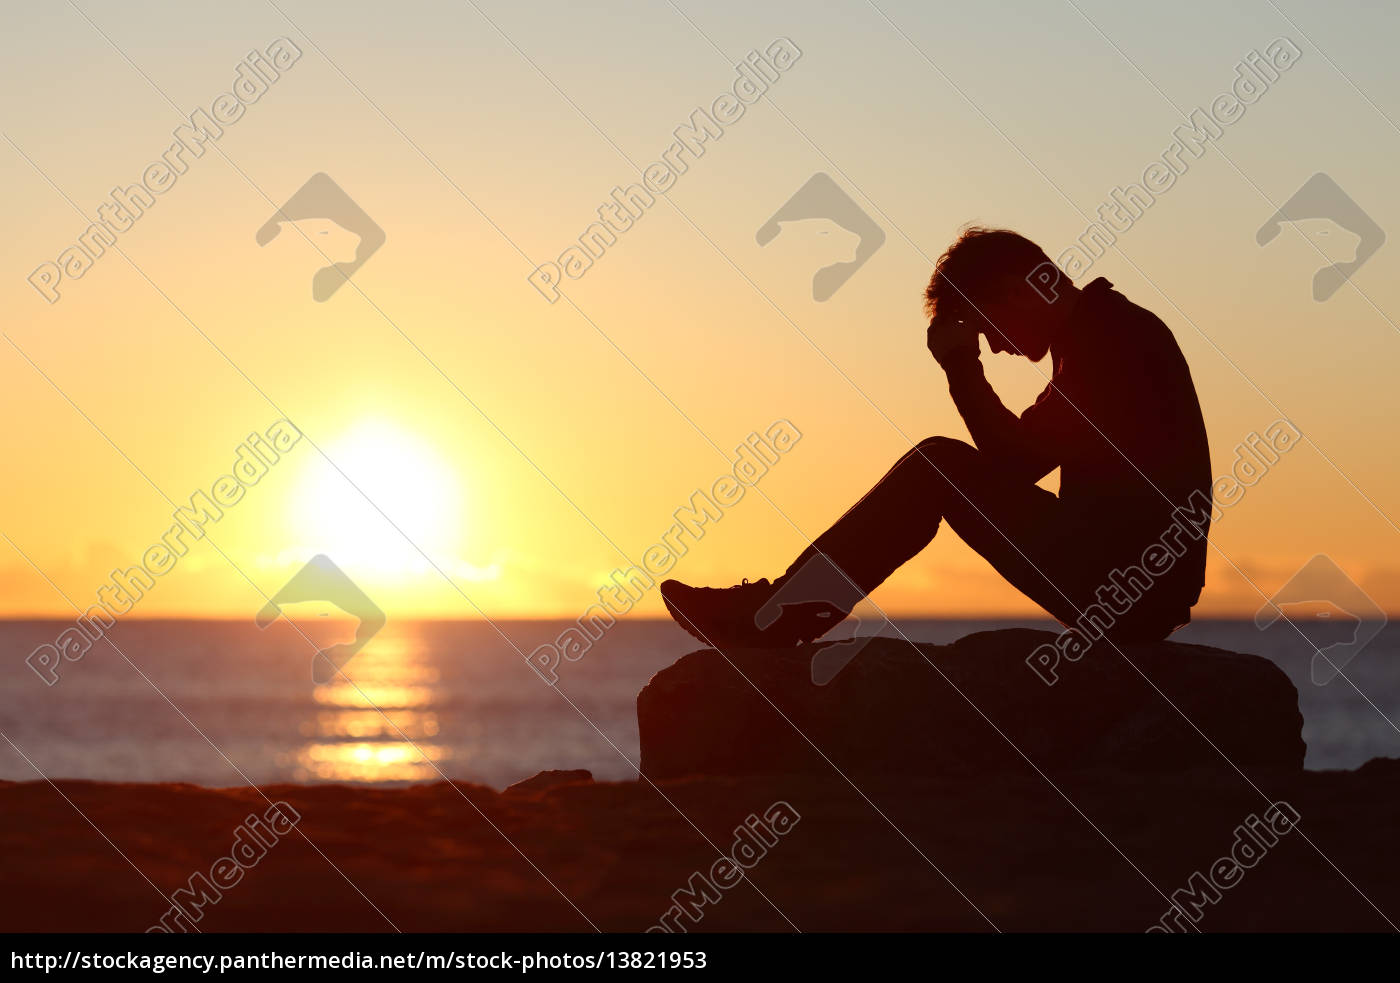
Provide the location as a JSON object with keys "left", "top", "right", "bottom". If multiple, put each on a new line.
{"left": 887, "top": 437, "right": 978, "bottom": 496}
{"left": 911, "top": 436, "right": 976, "bottom": 468}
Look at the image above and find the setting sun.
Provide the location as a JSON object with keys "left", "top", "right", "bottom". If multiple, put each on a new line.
{"left": 290, "top": 419, "right": 463, "bottom": 577}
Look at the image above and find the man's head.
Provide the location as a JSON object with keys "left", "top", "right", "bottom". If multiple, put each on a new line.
{"left": 924, "top": 227, "right": 1074, "bottom": 361}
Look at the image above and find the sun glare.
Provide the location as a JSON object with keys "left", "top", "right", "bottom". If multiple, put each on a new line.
{"left": 291, "top": 419, "right": 463, "bottom": 575}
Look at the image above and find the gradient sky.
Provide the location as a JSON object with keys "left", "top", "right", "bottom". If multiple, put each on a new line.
{"left": 3, "top": 0, "right": 1399, "bottom": 623}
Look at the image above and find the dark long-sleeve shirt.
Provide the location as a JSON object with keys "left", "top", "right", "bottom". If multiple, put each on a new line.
{"left": 942, "top": 277, "right": 1212, "bottom": 605}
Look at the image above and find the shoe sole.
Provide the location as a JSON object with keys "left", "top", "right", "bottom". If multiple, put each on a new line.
{"left": 660, "top": 587, "right": 718, "bottom": 647}
{"left": 660, "top": 583, "right": 845, "bottom": 649}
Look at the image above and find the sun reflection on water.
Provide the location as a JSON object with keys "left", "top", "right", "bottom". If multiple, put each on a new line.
{"left": 312, "top": 683, "right": 437, "bottom": 709}
{"left": 286, "top": 628, "right": 452, "bottom": 783}
{"left": 293, "top": 741, "right": 447, "bottom": 783}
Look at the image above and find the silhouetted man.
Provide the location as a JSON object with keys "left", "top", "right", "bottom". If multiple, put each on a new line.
{"left": 661, "top": 228, "right": 1211, "bottom": 646}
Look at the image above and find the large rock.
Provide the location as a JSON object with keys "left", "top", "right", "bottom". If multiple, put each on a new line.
{"left": 637, "top": 629, "right": 1305, "bottom": 781}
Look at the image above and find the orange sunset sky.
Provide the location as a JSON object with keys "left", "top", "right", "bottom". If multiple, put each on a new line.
{"left": 4, "top": 0, "right": 1399, "bottom": 622}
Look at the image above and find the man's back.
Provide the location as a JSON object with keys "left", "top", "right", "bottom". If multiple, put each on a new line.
{"left": 1042, "top": 277, "right": 1212, "bottom": 604}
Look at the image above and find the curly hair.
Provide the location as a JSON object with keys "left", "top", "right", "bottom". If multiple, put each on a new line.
{"left": 924, "top": 227, "right": 1055, "bottom": 320}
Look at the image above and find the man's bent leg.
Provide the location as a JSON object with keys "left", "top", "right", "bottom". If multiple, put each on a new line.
{"left": 778, "top": 437, "right": 1087, "bottom": 624}
{"left": 782, "top": 437, "right": 1038, "bottom": 590}
{"left": 661, "top": 437, "right": 1088, "bottom": 647}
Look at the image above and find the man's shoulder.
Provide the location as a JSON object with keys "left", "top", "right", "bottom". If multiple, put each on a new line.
{"left": 1077, "top": 277, "right": 1177, "bottom": 349}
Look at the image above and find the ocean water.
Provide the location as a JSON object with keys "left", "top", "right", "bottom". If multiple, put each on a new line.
{"left": 1, "top": 618, "right": 1396, "bottom": 789}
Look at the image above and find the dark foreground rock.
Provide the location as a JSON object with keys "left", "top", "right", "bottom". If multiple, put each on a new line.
{"left": 638, "top": 629, "right": 1305, "bottom": 781}
{"left": 504, "top": 769, "right": 593, "bottom": 796}
{"left": 6, "top": 631, "right": 1381, "bottom": 932}
{"left": 2, "top": 761, "right": 1397, "bottom": 931}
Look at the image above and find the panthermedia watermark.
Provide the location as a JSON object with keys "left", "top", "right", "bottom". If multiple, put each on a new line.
{"left": 753, "top": 550, "right": 892, "bottom": 686}
{"left": 1256, "top": 173, "right": 1385, "bottom": 301}
{"left": 1027, "top": 38, "right": 1301, "bottom": 300}
{"left": 149, "top": 802, "right": 301, "bottom": 933}
{"left": 647, "top": 801, "right": 800, "bottom": 933}
{"left": 25, "top": 420, "right": 304, "bottom": 686}
{"left": 1028, "top": 419, "right": 1301, "bottom": 685}
{"left": 26, "top": 39, "right": 303, "bottom": 304}
{"left": 527, "top": 38, "right": 802, "bottom": 302}
{"left": 1255, "top": 553, "right": 1387, "bottom": 685}
{"left": 255, "top": 554, "right": 386, "bottom": 684}
{"left": 529, "top": 421, "right": 802, "bottom": 684}
{"left": 757, "top": 172, "right": 884, "bottom": 301}
{"left": 1147, "top": 802, "right": 1300, "bottom": 933}
{"left": 256, "top": 173, "right": 385, "bottom": 301}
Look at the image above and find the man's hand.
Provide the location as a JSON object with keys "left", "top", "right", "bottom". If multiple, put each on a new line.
{"left": 926, "top": 316, "right": 980, "bottom": 368}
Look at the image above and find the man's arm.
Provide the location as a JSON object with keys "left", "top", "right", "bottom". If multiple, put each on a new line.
{"left": 928, "top": 320, "right": 1062, "bottom": 483}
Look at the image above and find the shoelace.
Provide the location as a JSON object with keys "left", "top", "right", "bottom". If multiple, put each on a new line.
{"left": 728, "top": 578, "right": 769, "bottom": 591}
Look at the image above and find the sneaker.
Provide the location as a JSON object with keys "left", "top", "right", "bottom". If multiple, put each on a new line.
{"left": 660, "top": 578, "right": 845, "bottom": 648}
